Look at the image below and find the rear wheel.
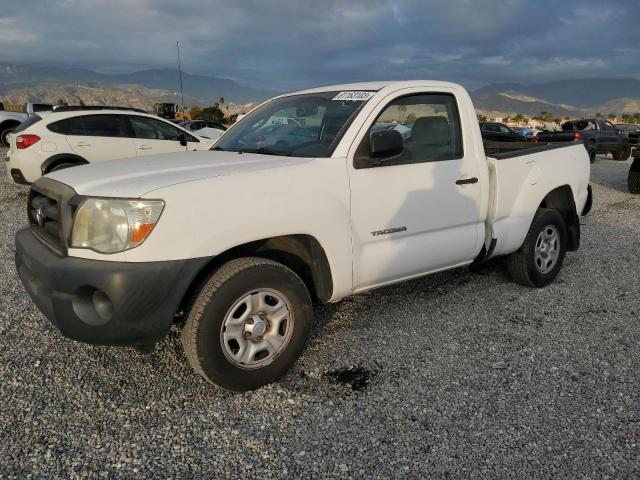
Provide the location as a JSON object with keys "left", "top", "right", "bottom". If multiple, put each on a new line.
{"left": 507, "top": 208, "right": 567, "bottom": 288}
{"left": 0, "top": 124, "right": 17, "bottom": 147}
{"left": 181, "top": 257, "right": 313, "bottom": 392}
{"left": 619, "top": 145, "right": 631, "bottom": 161}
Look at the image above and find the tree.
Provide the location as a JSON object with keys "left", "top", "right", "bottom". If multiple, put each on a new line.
{"left": 200, "top": 104, "right": 225, "bottom": 123}
{"left": 607, "top": 113, "right": 616, "bottom": 120}
{"left": 79, "top": 99, "right": 86, "bottom": 107}
{"left": 189, "top": 106, "right": 202, "bottom": 119}
{"left": 477, "top": 113, "right": 487, "bottom": 122}
{"left": 539, "top": 111, "right": 552, "bottom": 121}
{"left": 398, "top": 105, "right": 407, "bottom": 122}
{"left": 226, "top": 113, "right": 239, "bottom": 124}
{"left": 595, "top": 112, "right": 602, "bottom": 118}
{"left": 513, "top": 113, "right": 525, "bottom": 122}
{"left": 57, "top": 98, "right": 68, "bottom": 106}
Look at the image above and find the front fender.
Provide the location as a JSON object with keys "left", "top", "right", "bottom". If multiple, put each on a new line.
{"left": 70, "top": 157, "right": 355, "bottom": 300}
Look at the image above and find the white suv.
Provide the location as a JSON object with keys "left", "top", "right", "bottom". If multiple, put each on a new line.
{"left": 5, "top": 107, "right": 217, "bottom": 184}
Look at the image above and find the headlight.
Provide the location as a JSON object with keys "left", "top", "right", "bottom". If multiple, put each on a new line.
{"left": 71, "top": 198, "right": 164, "bottom": 253}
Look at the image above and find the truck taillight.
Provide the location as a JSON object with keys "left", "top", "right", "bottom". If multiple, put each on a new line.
{"left": 16, "top": 134, "right": 41, "bottom": 149}
{"left": 573, "top": 131, "right": 582, "bottom": 141}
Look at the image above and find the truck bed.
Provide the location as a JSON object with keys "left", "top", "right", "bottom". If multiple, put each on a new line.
{"left": 484, "top": 142, "right": 590, "bottom": 259}
{"left": 483, "top": 140, "right": 582, "bottom": 159}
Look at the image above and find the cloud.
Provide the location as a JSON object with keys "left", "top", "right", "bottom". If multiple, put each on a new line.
{"left": 0, "top": 0, "right": 639, "bottom": 90}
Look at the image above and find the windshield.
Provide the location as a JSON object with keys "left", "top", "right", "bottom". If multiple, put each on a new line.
{"left": 213, "top": 91, "right": 373, "bottom": 157}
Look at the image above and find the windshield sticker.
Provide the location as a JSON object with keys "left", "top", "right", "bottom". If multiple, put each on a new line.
{"left": 332, "top": 91, "right": 376, "bottom": 101}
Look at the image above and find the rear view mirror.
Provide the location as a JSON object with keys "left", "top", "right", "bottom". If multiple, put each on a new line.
{"left": 178, "top": 132, "right": 187, "bottom": 147}
{"left": 296, "top": 104, "right": 318, "bottom": 117}
{"left": 370, "top": 129, "right": 403, "bottom": 159}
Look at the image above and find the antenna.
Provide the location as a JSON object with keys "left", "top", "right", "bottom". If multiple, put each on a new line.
{"left": 176, "top": 41, "right": 185, "bottom": 115}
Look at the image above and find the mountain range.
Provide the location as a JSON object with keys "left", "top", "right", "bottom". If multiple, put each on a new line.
{"left": 1, "top": 63, "right": 640, "bottom": 119}
{"left": 0, "top": 63, "right": 277, "bottom": 104}
{"left": 472, "top": 78, "right": 640, "bottom": 118}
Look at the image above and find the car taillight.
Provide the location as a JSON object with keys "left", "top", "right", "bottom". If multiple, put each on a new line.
{"left": 532, "top": 134, "right": 539, "bottom": 142}
{"left": 255, "top": 134, "right": 266, "bottom": 142}
{"left": 16, "top": 134, "right": 41, "bottom": 149}
{"left": 573, "top": 131, "right": 582, "bottom": 141}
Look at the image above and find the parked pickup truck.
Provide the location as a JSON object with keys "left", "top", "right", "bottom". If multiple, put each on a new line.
{"left": 15, "top": 81, "right": 592, "bottom": 391}
{"left": 0, "top": 102, "right": 53, "bottom": 146}
{"left": 536, "top": 118, "right": 630, "bottom": 162}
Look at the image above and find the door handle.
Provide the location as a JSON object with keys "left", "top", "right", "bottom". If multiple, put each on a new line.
{"left": 138, "top": 145, "right": 152, "bottom": 150}
{"left": 456, "top": 177, "right": 478, "bottom": 185}
{"left": 75, "top": 142, "right": 91, "bottom": 147}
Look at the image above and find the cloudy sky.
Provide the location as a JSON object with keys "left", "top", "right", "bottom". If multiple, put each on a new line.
{"left": 1, "top": 0, "right": 639, "bottom": 90}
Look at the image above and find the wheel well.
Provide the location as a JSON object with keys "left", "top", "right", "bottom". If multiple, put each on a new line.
{"left": 0, "top": 120, "right": 21, "bottom": 131}
{"left": 539, "top": 185, "right": 580, "bottom": 251}
{"left": 41, "top": 154, "right": 88, "bottom": 174}
{"left": 179, "top": 234, "right": 334, "bottom": 315}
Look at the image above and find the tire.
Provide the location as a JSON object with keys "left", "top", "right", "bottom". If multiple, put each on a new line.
{"left": 588, "top": 150, "right": 596, "bottom": 163}
{"left": 629, "top": 169, "right": 640, "bottom": 194}
{"left": 507, "top": 208, "right": 568, "bottom": 288}
{"left": 181, "top": 257, "right": 313, "bottom": 392}
{"left": 1, "top": 126, "right": 16, "bottom": 147}
{"left": 619, "top": 146, "right": 631, "bottom": 161}
{"left": 612, "top": 150, "right": 621, "bottom": 161}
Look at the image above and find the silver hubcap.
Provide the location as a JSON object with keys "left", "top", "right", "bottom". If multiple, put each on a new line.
{"left": 220, "top": 289, "right": 293, "bottom": 369}
{"left": 534, "top": 224, "right": 560, "bottom": 274}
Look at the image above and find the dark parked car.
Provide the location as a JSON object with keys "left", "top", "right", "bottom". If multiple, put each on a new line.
{"left": 479, "top": 122, "right": 524, "bottom": 142}
{"left": 629, "top": 148, "right": 640, "bottom": 194}
{"left": 536, "top": 118, "right": 630, "bottom": 163}
{"left": 614, "top": 123, "right": 640, "bottom": 146}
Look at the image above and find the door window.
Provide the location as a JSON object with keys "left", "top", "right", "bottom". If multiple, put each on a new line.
{"left": 358, "top": 93, "right": 463, "bottom": 166}
{"left": 129, "top": 116, "right": 198, "bottom": 142}
{"left": 67, "top": 115, "right": 130, "bottom": 137}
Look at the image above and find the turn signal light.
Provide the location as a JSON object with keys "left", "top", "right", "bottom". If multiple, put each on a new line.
{"left": 573, "top": 131, "right": 582, "bottom": 141}
{"left": 131, "top": 223, "right": 155, "bottom": 244}
{"left": 16, "top": 134, "right": 41, "bottom": 149}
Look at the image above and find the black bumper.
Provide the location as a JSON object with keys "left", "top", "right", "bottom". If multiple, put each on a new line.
{"left": 15, "top": 228, "right": 210, "bottom": 347}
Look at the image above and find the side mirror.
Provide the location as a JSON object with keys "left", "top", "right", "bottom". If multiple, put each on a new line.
{"left": 370, "top": 129, "right": 403, "bottom": 160}
{"left": 178, "top": 132, "right": 188, "bottom": 147}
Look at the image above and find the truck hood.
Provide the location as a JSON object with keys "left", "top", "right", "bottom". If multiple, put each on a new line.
{"left": 46, "top": 150, "right": 312, "bottom": 198}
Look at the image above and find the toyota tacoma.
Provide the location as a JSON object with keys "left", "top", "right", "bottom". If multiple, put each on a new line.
{"left": 15, "top": 81, "right": 592, "bottom": 391}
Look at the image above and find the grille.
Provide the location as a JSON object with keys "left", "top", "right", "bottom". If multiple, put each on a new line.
{"left": 28, "top": 190, "right": 65, "bottom": 254}
{"left": 26, "top": 178, "right": 78, "bottom": 256}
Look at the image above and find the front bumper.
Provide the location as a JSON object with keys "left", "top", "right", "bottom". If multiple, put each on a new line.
{"left": 15, "top": 228, "right": 210, "bottom": 347}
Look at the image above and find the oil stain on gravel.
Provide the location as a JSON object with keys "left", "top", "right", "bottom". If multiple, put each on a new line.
{"left": 325, "top": 366, "right": 376, "bottom": 391}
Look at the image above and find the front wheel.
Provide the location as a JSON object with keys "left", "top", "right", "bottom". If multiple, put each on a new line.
{"left": 507, "top": 208, "right": 568, "bottom": 288}
{"left": 181, "top": 257, "right": 312, "bottom": 392}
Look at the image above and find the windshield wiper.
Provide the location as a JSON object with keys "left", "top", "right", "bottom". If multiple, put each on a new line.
{"left": 236, "top": 147, "right": 291, "bottom": 156}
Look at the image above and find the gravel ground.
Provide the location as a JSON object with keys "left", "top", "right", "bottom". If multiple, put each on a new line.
{"left": 1, "top": 150, "right": 639, "bottom": 479}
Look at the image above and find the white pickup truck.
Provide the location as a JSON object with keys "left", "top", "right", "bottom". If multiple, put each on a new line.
{"left": 15, "top": 81, "right": 592, "bottom": 391}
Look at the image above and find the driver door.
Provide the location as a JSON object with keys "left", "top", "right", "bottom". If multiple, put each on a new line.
{"left": 348, "top": 91, "right": 483, "bottom": 290}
